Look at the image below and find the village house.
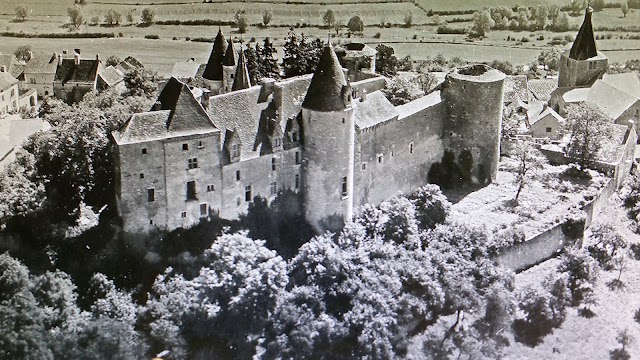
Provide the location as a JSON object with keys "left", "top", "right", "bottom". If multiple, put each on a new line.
{"left": 22, "top": 52, "right": 58, "bottom": 98}
{"left": 0, "top": 71, "right": 19, "bottom": 116}
{"left": 53, "top": 50, "right": 102, "bottom": 103}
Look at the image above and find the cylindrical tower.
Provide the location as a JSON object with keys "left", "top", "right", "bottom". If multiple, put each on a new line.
{"left": 301, "top": 42, "right": 355, "bottom": 233}
{"left": 442, "top": 64, "right": 505, "bottom": 183}
{"left": 221, "top": 38, "right": 237, "bottom": 93}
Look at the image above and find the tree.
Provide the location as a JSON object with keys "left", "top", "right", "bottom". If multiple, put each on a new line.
{"left": 126, "top": 11, "right": 134, "bottom": 24}
{"left": 409, "top": 184, "right": 451, "bottom": 230}
{"left": 76, "top": 0, "right": 87, "bottom": 5}
{"left": 509, "top": 140, "right": 547, "bottom": 203}
{"left": 104, "top": 9, "right": 122, "bottom": 26}
{"left": 235, "top": 9, "right": 248, "bottom": 33}
{"left": 105, "top": 55, "right": 121, "bottom": 67}
{"left": 565, "top": 103, "right": 613, "bottom": 171}
{"left": 141, "top": 8, "right": 154, "bottom": 26}
{"left": 281, "top": 31, "right": 323, "bottom": 77}
{"left": 257, "top": 37, "right": 280, "bottom": 79}
{"left": 412, "top": 72, "right": 439, "bottom": 93}
{"left": 471, "top": 9, "right": 495, "bottom": 37}
{"left": 13, "top": 45, "right": 32, "bottom": 62}
{"left": 551, "top": 11, "right": 571, "bottom": 32}
{"left": 375, "top": 44, "right": 398, "bottom": 76}
{"left": 610, "top": 329, "right": 634, "bottom": 360}
{"left": 67, "top": 7, "right": 84, "bottom": 30}
{"left": 381, "top": 76, "right": 423, "bottom": 106}
{"left": 347, "top": 15, "right": 364, "bottom": 33}
{"left": 262, "top": 9, "right": 272, "bottom": 26}
{"left": 592, "top": 0, "right": 606, "bottom": 11}
{"left": 557, "top": 247, "right": 599, "bottom": 308}
{"left": 322, "top": 9, "right": 335, "bottom": 28}
{"left": 622, "top": 1, "right": 630, "bottom": 17}
{"left": 15, "top": 5, "right": 28, "bottom": 21}
{"left": 404, "top": 11, "right": 413, "bottom": 27}
{"left": 538, "top": 47, "right": 562, "bottom": 71}
{"left": 124, "top": 67, "right": 157, "bottom": 97}
{"left": 570, "top": 0, "right": 585, "bottom": 15}
{"left": 588, "top": 223, "right": 628, "bottom": 270}
{"left": 534, "top": 5, "right": 550, "bottom": 30}
{"left": 244, "top": 45, "right": 259, "bottom": 86}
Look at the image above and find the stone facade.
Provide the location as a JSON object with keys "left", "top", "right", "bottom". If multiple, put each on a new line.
{"left": 113, "top": 41, "right": 505, "bottom": 234}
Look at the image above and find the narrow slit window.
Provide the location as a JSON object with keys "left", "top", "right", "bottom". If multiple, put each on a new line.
{"left": 236, "top": 170, "right": 241, "bottom": 181}
{"left": 147, "top": 188, "right": 155, "bottom": 202}
{"left": 410, "top": 142, "right": 414, "bottom": 154}
{"left": 341, "top": 177, "right": 348, "bottom": 197}
{"left": 295, "top": 151, "right": 300, "bottom": 165}
{"left": 295, "top": 174, "right": 300, "bottom": 189}
{"left": 245, "top": 185, "right": 252, "bottom": 202}
{"left": 270, "top": 182, "right": 277, "bottom": 196}
{"left": 272, "top": 158, "right": 277, "bottom": 171}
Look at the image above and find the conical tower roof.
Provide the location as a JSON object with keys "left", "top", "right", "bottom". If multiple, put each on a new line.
{"left": 302, "top": 42, "right": 350, "bottom": 112}
{"left": 202, "top": 27, "right": 227, "bottom": 81}
{"left": 232, "top": 46, "right": 251, "bottom": 91}
{"left": 223, "top": 37, "right": 237, "bottom": 66}
{"left": 569, "top": 6, "right": 598, "bottom": 61}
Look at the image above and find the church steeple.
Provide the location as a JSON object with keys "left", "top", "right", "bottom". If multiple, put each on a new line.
{"left": 302, "top": 41, "right": 350, "bottom": 112}
{"left": 222, "top": 38, "right": 237, "bottom": 66}
{"left": 203, "top": 27, "right": 227, "bottom": 81}
{"left": 232, "top": 45, "right": 251, "bottom": 91}
{"left": 569, "top": 6, "right": 598, "bottom": 60}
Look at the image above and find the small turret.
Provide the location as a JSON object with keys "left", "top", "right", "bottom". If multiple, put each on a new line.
{"left": 202, "top": 27, "right": 227, "bottom": 81}
{"left": 232, "top": 45, "right": 251, "bottom": 91}
{"left": 570, "top": 6, "right": 597, "bottom": 61}
{"left": 222, "top": 38, "right": 238, "bottom": 93}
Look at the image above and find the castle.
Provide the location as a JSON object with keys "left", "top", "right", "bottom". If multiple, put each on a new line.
{"left": 113, "top": 28, "right": 506, "bottom": 234}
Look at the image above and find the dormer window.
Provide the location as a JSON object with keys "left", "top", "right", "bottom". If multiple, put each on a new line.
{"left": 231, "top": 143, "right": 241, "bottom": 158}
{"left": 292, "top": 131, "right": 299, "bottom": 142}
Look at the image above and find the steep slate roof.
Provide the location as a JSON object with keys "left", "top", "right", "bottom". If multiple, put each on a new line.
{"left": 99, "top": 65, "right": 124, "bottom": 87}
{"left": 202, "top": 28, "right": 227, "bottom": 81}
{"left": 0, "top": 54, "right": 25, "bottom": 79}
{"left": 232, "top": 46, "right": 250, "bottom": 91}
{"left": 302, "top": 43, "right": 350, "bottom": 112}
{"left": 274, "top": 75, "right": 312, "bottom": 124}
{"left": 601, "top": 73, "right": 640, "bottom": 99}
{"left": 222, "top": 38, "right": 237, "bottom": 67}
{"left": 114, "top": 77, "right": 217, "bottom": 145}
{"left": 396, "top": 91, "right": 443, "bottom": 119}
{"left": 503, "top": 75, "right": 530, "bottom": 103}
{"left": 528, "top": 79, "right": 557, "bottom": 102}
{"left": 171, "top": 61, "right": 201, "bottom": 80}
{"left": 353, "top": 91, "right": 398, "bottom": 129}
{"left": 24, "top": 52, "right": 58, "bottom": 74}
{"left": 0, "top": 72, "right": 18, "bottom": 92}
{"left": 54, "top": 58, "right": 100, "bottom": 84}
{"left": 587, "top": 80, "right": 640, "bottom": 120}
{"left": 570, "top": 7, "right": 598, "bottom": 61}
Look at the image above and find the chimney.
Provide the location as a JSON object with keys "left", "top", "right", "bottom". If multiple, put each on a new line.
{"left": 74, "top": 52, "right": 80, "bottom": 65}
{"left": 62, "top": 50, "right": 68, "bottom": 55}
{"left": 360, "top": 90, "right": 367, "bottom": 102}
{"left": 58, "top": 53, "right": 63, "bottom": 66}
{"left": 74, "top": 49, "right": 81, "bottom": 55}
{"left": 27, "top": 51, "right": 33, "bottom": 62}
{"left": 201, "top": 89, "right": 211, "bottom": 109}
{"left": 96, "top": 53, "right": 100, "bottom": 62}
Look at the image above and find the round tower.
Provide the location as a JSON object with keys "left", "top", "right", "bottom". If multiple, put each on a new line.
{"left": 441, "top": 64, "right": 506, "bottom": 183}
{"left": 202, "top": 27, "right": 227, "bottom": 94}
{"left": 222, "top": 38, "right": 237, "bottom": 93}
{"left": 301, "top": 42, "right": 355, "bottom": 233}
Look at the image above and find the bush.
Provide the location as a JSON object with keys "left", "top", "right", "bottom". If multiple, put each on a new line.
{"left": 629, "top": 243, "right": 640, "bottom": 260}
{"left": 373, "top": 32, "right": 381, "bottom": 38}
{"left": 437, "top": 25, "right": 467, "bottom": 34}
{"left": 557, "top": 247, "right": 599, "bottom": 308}
{"left": 634, "top": 308, "right": 640, "bottom": 324}
{"left": 144, "top": 34, "right": 159, "bottom": 39}
{"left": 0, "top": 31, "right": 115, "bottom": 39}
{"left": 587, "top": 223, "right": 628, "bottom": 270}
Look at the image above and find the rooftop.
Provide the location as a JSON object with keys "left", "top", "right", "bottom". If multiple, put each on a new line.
{"left": 302, "top": 43, "right": 350, "bottom": 112}
{"left": 54, "top": 58, "right": 100, "bottom": 84}
{"left": 353, "top": 91, "right": 398, "bottom": 129}
{"left": 202, "top": 28, "right": 227, "bottom": 81}
{"left": 528, "top": 78, "right": 558, "bottom": 102}
{"left": 569, "top": 7, "right": 598, "bottom": 61}
{"left": 0, "top": 72, "right": 18, "bottom": 92}
{"left": 24, "top": 52, "right": 58, "bottom": 74}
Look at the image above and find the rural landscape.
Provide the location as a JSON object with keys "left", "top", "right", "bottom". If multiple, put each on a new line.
{"left": 1, "top": 0, "right": 640, "bottom": 359}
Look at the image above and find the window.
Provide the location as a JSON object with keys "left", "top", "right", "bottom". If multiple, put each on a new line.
{"left": 342, "top": 118, "right": 345, "bottom": 124}
{"left": 275, "top": 138, "right": 281, "bottom": 147}
{"left": 341, "top": 177, "right": 348, "bottom": 197}
{"left": 295, "top": 174, "right": 300, "bottom": 189}
{"left": 270, "top": 182, "right": 277, "bottom": 196}
{"left": 292, "top": 131, "right": 298, "bottom": 142}
{"left": 410, "top": 142, "right": 414, "bottom": 154}
{"left": 181, "top": 211, "right": 187, "bottom": 218}
{"left": 150, "top": 220, "right": 153, "bottom": 225}
{"left": 186, "top": 181, "right": 197, "bottom": 200}
{"left": 546, "top": 127, "right": 552, "bottom": 133}
{"left": 11, "top": 89, "right": 15, "bottom": 97}
{"left": 30, "top": 78, "right": 36, "bottom": 84}
{"left": 362, "top": 162, "right": 367, "bottom": 170}
{"left": 377, "top": 154, "right": 383, "bottom": 164}
{"left": 235, "top": 170, "right": 241, "bottom": 181}
{"left": 141, "top": 148, "right": 147, "bottom": 155}
{"left": 139, "top": 173, "right": 144, "bottom": 179}
{"left": 207, "top": 184, "right": 215, "bottom": 192}
{"left": 295, "top": 151, "right": 300, "bottom": 165}
{"left": 272, "top": 158, "right": 277, "bottom": 171}
{"left": 200, "top": 203, "right": 208, "bottom": 216}
{"left": 231, "top": 143, "right": 241, "bottom": 158}
{"left": 588, "top": 62, "right": 596, "bottom": 70}
{"left": 198, "top": 140, "right": 205, "bottom": 149}
{"left": 182, "top": 143, "right": 189, "bottom": 151}
{"left": 188, "top": 158, "right": 199, "bottom": 169}
{"left": 245, "top": 185, "right": 252, "bottom": 202}
{"left": 147, "top": 188, "right": 155, "bottom": 202}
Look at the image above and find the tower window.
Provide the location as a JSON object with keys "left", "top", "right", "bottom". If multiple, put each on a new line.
{"left": 295, "top": 151, "right": 300, "bottom": 165}
{"left": 236, "top": 170, "right": 241, "bottom": 181}
{"left": 200, "top": 203, "right": 208, "bottom": 216}
{"left": 207, "top": 184, "right": 215, "bottom": 192}
{"left": 140, "top": 173, "right": 145, "bottom": 179}
{"left": 188, "top": 158, "right": 198, "bottom": 169}
{"left": 546, "top": 127, "right": 552, "bottom": 133}
{"left": 341, "top": 177, "right": 348, "bottom": 197}
{"left": 377, "top": 154, "right": 383, "bottom": 163}
{"left": 231, "top": 143, "right": 241, "bottom": 158}
{"left": 295, "top": 174, "right": 300, "bottom": 189}
{"left": 270, "top": 182, "right": 277, "bottom": 196}
{"left": 141, "top": 148, "right": 147, "bottom": 155}
{"left": 292, "top": 131, "right": 299, "bottom": 142}
{"left": 272, "top": 158, "right": 277, "bottom": 171}
{"left": 186, "top": 181, "right": 197, "bottom": 200}
{"left": 198, "top": 140, "right": 205, "bottom": 149}
{"left": 362, "top": 162, "right": 367, "bottom": 170}
{"left": 410, "top": 142, "right": 414, "bottom": 154}
{"left": 588, "top": 62, "right": 596, "bottom": 70}
{"left": 275, "top": 138, "right": 281, "bottom": 147}
{"left": 342, "top": 118, "right": 345, "bottom": 124}
{"left": 147, "top": 188, "right": 155, "bottom": 202}
{"left": 245, "top": 185, "right": 252, "bottom": 202}
{"left": 182, "top": 143, "right": 189, "bottom": 151}
{"left": 181, "top": 211, "right": 187, "bottom": 218}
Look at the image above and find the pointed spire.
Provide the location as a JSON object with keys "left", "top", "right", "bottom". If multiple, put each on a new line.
{"left": 569, "top": 5, "right": 598, "bottom": 60}
{"left": 302, "top": 42, "right": 349, "bottom": 112}
{"left": 203, "top": 27, "right": 227, "bottom": 81}
{"left": 223, "top": 37, "right": 237, "bottom": 66}
{"left": 232, "top": 45, "right": 251, "bottom": 91}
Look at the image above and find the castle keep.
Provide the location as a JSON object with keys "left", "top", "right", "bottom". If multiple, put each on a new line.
{"left": 113, "top": 32, "right": 505, "bottom": 233}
